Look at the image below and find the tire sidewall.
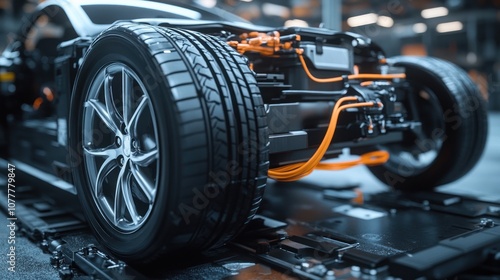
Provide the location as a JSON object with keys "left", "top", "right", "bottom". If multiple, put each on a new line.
{"left": 369, "top": 56, "right": 483, "bottom": 189}
{"left": 385, "top": 65, "right": 457, "bottom": 178}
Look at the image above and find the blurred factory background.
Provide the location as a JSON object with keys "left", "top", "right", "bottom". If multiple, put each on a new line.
{"left": 1, "top": 0, "right": 499, "bottom": 109}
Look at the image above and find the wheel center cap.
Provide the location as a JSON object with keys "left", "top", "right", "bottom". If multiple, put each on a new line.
{"left": 123, "top": 135, "right": 132, "bottom": 157}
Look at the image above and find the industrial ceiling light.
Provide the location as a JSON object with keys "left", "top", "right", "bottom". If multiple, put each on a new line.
{"left": 377, "top": 16, "right": 394, "bottom": 28}
{"left": 421, "top": 7, "right": 449, "bottom": 18}
{"left": 347, "top": 13, "right": 378, "bottom": 27}
{"left": 195, "top": 0, "right": 217, "bottom": 8}
{"left": 262, "top": 3, "right": 290, "bottom": 18}
{"left": 413, "top": 23, "right": 427, "bottom": 33}
{"left": 436, "top": 21, "right": 463, "bottom": 33}
{"left": 284, "top": 19, "right": 309, "bottom": 27}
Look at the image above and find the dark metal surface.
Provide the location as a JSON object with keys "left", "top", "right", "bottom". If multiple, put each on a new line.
{"left": 0, "top": 113, "right": 499, "bottom": 279}
{"left": 1, "top": 176, "right": 500, "bottom": 279}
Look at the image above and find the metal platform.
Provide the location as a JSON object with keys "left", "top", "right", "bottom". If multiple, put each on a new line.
{"left": 0, "top": 113, "right": 499, "bottom": 279}
{"left": 1, "top": 179, "right": 500, "bottom": 279}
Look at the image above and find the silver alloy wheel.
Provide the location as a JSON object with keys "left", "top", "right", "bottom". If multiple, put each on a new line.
{"left": 82, "top": 62, "right": 159, "bottom": 232}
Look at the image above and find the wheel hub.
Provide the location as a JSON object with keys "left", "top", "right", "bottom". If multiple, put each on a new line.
{"left": 123, "top": 135, "right": 132, "bottom": 157}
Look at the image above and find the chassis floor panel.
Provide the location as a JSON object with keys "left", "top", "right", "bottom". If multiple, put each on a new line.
{"left": 0, "top": 113, "right": 499, "bottom": 279}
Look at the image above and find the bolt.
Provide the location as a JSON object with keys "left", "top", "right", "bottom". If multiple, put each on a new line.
{"left": 50, "top": 251, "right": 62, "bottom": 268}
{"left": 118, "top": 156, "right": 125, "bottom": 166}
{"left": 52, "top": 250, "right": 62, "bottom": 257}
{"left": 58, "top": 265, "right": 73, "bottom": 280}
{"left": 116, "top": 137, "right": 122, "bottom": 147}
{"left": 336, "top": 251, "right": 344, "bottom": 262}
{"left": 480, "top": 218, "right": 495, "bottom": 228}
{"left": 41, "top": 240, "right": 49, "bottom": 252}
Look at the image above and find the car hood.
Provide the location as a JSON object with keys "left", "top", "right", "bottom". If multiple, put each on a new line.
{"left": 131, "top": 18, "right": 380, "bottom": 50}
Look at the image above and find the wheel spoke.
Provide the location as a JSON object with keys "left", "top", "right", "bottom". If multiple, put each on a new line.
{"left": 122, "top": 68, "right": 134, "bottom": 126}
{"left": 113, "top": 165, "right": 126, "bottom": 226}
{"left": 121, "top": 164, "right": 139, "bottom": 225}
{"left": 95, "top": 157, "right": 118, "bottom": 196}
{"left": 131, "top": 149, "right": 158, "bottom": 167}
{"left": 84, "top": 145, "right": 120, "bottom": 196}
{"left": 127, "top": 96, "right": 148, "bottom": 134}
{"left": 84, "top": 145, "right": 119, "bottom": 158}
{"left": 85, "top": 99, "right": 120, "bottom": 134}
{"left": 104, "top": 75, "right": 123, "bottom": 129}
{"left": 131, "top": 166, "right": 155, "bottom": 203}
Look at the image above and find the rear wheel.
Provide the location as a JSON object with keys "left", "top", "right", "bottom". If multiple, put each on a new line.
{"left": 367, "top": 56, "right": 488, "bottom": 190}
{"left": 69, "top": 23, "right": 268, "bottom": 263}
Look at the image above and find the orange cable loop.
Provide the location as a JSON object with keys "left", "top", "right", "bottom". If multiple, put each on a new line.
{"left": 43, "top": 87, "right": 55, "bottom": 102}
{"left": 315, "top": 150, "right": 390, "bottom": 171}
{"left": 268, "top": 97, "right": 388, "bottom": 182}
{"left": 33, "top": 97, "right": 43, "bottom": 110}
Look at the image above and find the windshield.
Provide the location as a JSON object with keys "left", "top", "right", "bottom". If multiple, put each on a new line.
{"left": 79, "top": 0, "right": 248, "bottom": 25}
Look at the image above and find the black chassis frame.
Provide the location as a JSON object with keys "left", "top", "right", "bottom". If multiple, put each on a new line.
{"left": 0, "top": 0, "right": 417, "bottom": 187}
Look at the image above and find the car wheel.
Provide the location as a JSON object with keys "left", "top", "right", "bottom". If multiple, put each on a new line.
{"left": 69, "top": 23, "right": 268, "bottom": 263}
{"left": 366, "top": 56, "right": 488, "bottom": 190}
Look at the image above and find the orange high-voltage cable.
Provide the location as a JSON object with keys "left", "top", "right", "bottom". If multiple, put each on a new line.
{"left": 295, "top": 49, "right": 406, "bottom": 84}
{"left": 268, "top": 96, "right": 388, "bottom": 182}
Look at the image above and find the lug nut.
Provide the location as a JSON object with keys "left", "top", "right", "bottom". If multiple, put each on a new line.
{"left": 118, "top": 156, "right": 125, "bottom": 166}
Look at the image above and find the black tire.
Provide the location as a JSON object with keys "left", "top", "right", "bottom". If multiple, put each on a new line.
{"left": 366, "top": 56, "right": 488, "bottom": 190}
{"left": 69, "top": 23, "right": 268, "bottom": 263}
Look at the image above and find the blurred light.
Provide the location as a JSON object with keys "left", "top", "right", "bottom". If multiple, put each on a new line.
{"left": 377, "top": 16, "right": 394, "bottom": 28}
{"left": 195, "top": 0, "right": 216, "bottom": 8}
{"left": 413, "top": 23, "right": 427, "bottom": 33}
{"left": 347, "top": 13, "right": 378, "bottom": 27}
{"left": 436, "top": 21, "right": 463, "bottom": 33}
{"left": 284, "top": 19, "right": 309, "bottom": 27}
{"left": 241, "top": 0, "right": 253, "bottom": 2}
{"left": 262, "top": 3, "right": 290, "bottom": 18}
{"left": 466, "top": 52, "right": 477, "bottom": 64}
{"left": 421, "top": 7, "right": 448, "bottom": 18}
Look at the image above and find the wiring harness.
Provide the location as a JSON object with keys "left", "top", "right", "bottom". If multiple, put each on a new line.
{"left": 268, "top": 97, "right": 389, "bottom": 181}
{"left": 228, "top": 31, "right": 399, "bottom": 182}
